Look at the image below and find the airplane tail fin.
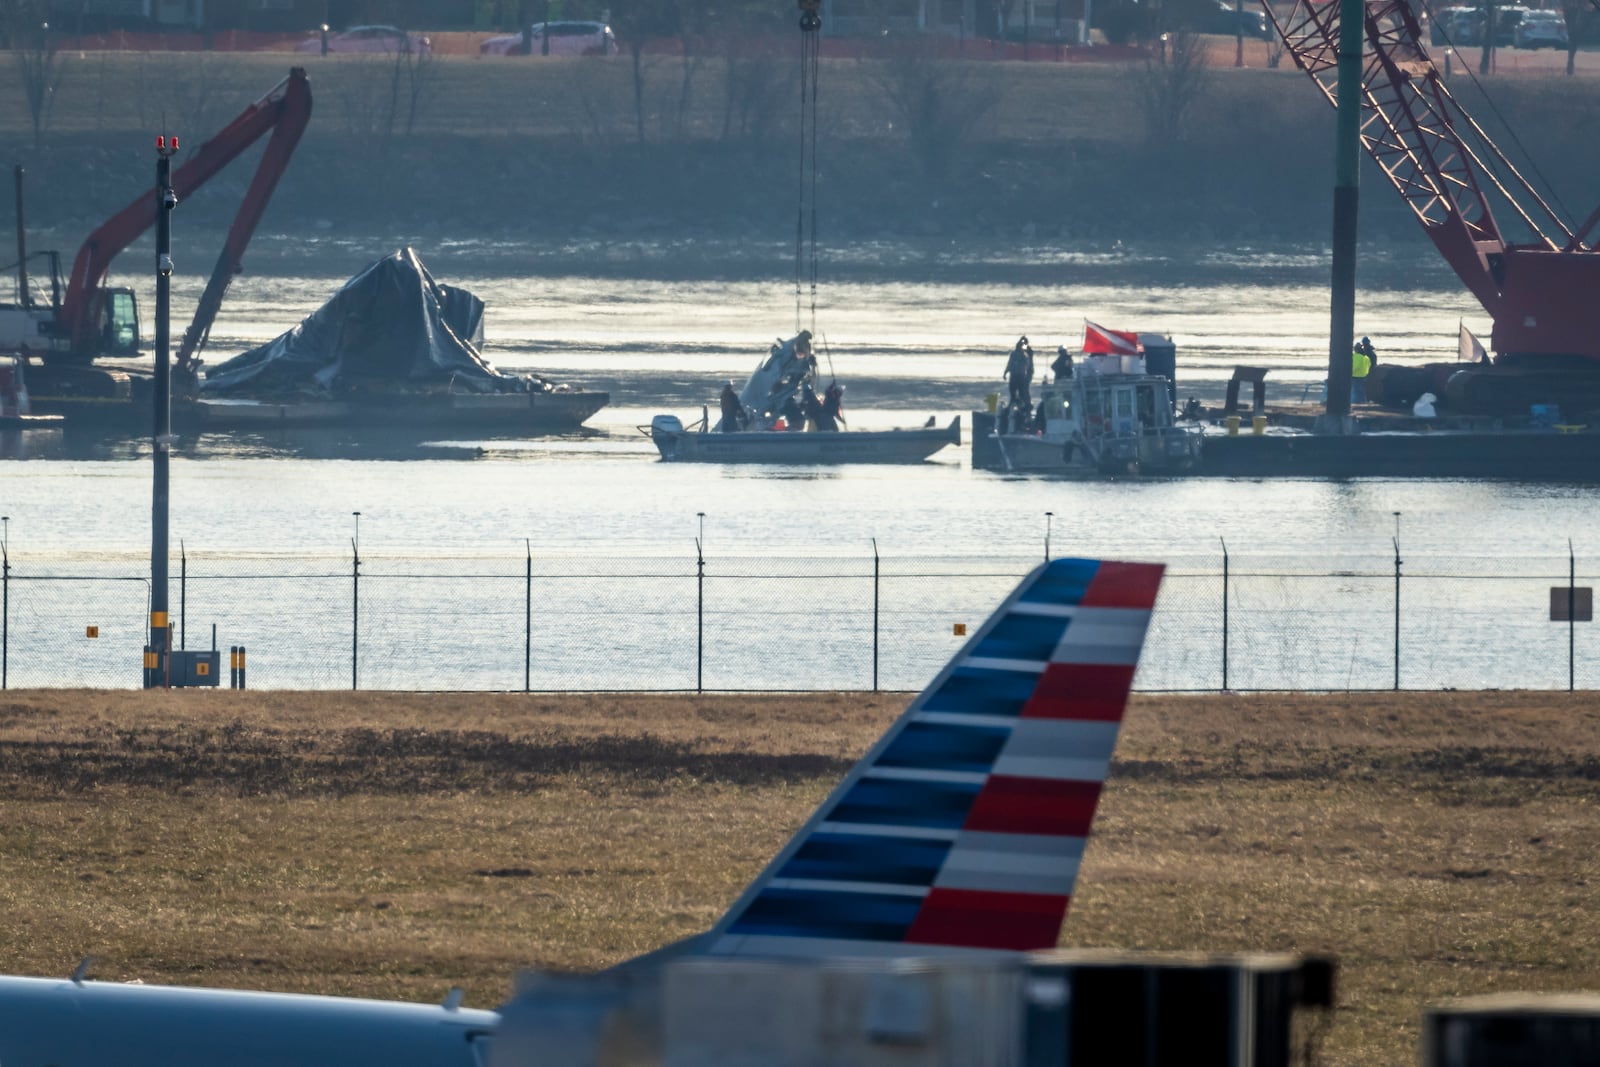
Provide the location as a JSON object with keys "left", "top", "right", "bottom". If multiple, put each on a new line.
{"left": 705, "top": 557, "right": 1163, "bottom": 959}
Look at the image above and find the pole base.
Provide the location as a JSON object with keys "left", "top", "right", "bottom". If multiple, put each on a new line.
{"left": 1312, "top": 414, "right": 1358, "bottom": 436}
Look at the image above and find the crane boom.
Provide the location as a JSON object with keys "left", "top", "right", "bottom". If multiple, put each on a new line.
{"left": 1267, "top": 0, "right": 1600, "bottom": 361}
{"left": 58, "top": 67, "right": 312, "bottom": 363}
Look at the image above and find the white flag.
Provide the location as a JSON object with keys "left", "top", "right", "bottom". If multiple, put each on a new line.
{"left": 1458, "top": 322, "right": 1489, "bottom": 364}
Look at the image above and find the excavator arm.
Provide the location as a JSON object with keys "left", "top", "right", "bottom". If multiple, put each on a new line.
{"left": 58, "top": 67, "right": 312, "bottom": 364}
{"left": 1267, "top": 0, "right": 1600, "bottom": 359}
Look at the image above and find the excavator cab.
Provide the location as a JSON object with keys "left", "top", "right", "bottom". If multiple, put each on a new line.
{"left": 92, "top": 288, "right": 139, "bottom": 357}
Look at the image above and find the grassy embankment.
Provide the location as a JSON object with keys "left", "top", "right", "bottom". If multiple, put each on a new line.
{"left": 1, "top": 49, "right": 1599, "bottom": 273}
{"left": 2, "top": 689, "right": 1598, "bottom": 1065}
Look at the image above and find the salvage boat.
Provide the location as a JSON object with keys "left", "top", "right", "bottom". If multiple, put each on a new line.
{"left": 973, "top": 330, "right": 1201, "bottom": 476}
{"left": 647, "top": 330, "right": 959, "bottom": 464}
{"left": 198, "top": 249, "right": 607, "bottom": 433}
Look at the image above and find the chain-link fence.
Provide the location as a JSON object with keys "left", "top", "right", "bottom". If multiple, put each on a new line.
{"left": 2, "top": 546, "right": 1596, "bottom": 691}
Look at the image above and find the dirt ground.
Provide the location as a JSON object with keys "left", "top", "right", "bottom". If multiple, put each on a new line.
{"left": 1, "top": 688, "right": 1597, "bottom": 1065}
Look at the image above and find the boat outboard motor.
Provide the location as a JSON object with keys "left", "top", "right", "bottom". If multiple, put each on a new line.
{"left": 650, "top": 414, "right": 684, "bottom": 446}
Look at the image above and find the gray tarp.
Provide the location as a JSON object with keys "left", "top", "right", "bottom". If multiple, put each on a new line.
{"left": 203, "top": 248, "right": 522, "bottom": 396}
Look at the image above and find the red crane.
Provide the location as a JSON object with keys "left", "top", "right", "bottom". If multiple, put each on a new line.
{"left": 1267, "top": 0, "right": 1600, "bottom": 408}
{"left": 49, "top": 67, "right": 312, "bottom": 377}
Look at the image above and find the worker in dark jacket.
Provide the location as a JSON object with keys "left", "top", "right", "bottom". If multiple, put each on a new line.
{"left": 821, "top": 382, "right": 846, "bottom": 431}
{"left": 800, "top": 383, "right": 825, "bottom": 431}
{"left": 1051, "top": 345, "right": 1074, "bottom": 383}
{"left": 1003, "top": 336, "right": 1034, "bottom": 426}
{"left": 718, "top": 380, "right": 745, "bottom": 432}
{"left": 1356, "top": 335, "right": 1377, "bottom": 368}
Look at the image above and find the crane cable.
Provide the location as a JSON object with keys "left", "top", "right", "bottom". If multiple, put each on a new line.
{"left": 1416, "top": 0, "right": 1574, "bottom": 232}
{"left": 795, "top": 1, "right": 822, "bottom": 333}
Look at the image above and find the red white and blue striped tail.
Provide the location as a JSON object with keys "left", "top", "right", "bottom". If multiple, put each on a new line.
{"left": 706, "top": 557, "right": 1163, "bottom": 959}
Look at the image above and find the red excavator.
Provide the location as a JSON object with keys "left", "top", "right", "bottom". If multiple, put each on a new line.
{"left": 1267, "top": 0, "right": 1600, "bottom": 412}
{"left": 0, "top": 67, "right": 311, "bottom": 401}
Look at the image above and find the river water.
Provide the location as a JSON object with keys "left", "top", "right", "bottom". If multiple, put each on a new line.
{"left": 2, "top": 238, "right": 1596, "bottom": 691}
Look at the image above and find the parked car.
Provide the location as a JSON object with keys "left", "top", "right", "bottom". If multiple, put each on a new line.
{"left": 1198, "top": 1, "right": 1271, "bottom": 39}
{"left": 479, "top": 21, "right": 619, "bottom": 56}
{"left": 1490, "top": 5, "right": 1533, "bottom": 44}
{"left": 1429, "top": 5, "right": 1478, "bottom": 44}
{"left": 295, "top": 25, "right": 432, "bottom": 56}
{"left": 1513, "top": 8, "right": 1566, "bottom": 47}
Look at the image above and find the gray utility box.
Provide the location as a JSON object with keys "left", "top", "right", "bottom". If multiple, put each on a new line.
{"left": 170, "top": 649, "right": 221, "bottom": 687}
{"left": 1426, "top": 994, "right": 1600, "bottom": 1066}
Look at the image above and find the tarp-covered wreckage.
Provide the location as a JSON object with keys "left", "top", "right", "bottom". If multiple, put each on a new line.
{"left": 203, "top": 248, "right": 546, "bottom": 397}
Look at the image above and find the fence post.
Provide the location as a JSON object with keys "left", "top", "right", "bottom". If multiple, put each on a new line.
{"left": 696, "top": 535, "right": 705, "bottom": 693}
{"left": 351, "top": 528, "right": 360, "bottom": 692}
{"left": 179, "top": 540, "right": 186, "bottom": 650}
{"left": 525, "top": 539, "right": 532, "bottom": 694}
{"left": 1570, "top": 540, "right": 1576, "bottom": 693}
{"left": 1, "top": 521, "right": 8, "bottom": 691}
{"left": 1393, "top": 534, "right": 1402, "bottom": 691}
{"left": 872, "top": 538, "right": 880, "bottom": 692}
{"left": 1220, "top": 537, "right": 1229, "bottom": 691}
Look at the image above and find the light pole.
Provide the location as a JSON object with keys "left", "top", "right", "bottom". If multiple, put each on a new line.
{"left": 351, "top": 510, "right": 361, "bottom": 691}
{"left": 1392, "top": 511, "right": 1402, "bottom": 691}
{"left": 146, "top": 132, "right": 178, "bottom": 688}
{"left": 697, "top": 511, "right": 705, "bottom": 548}
{"left": 2, "top": 515, "right": 8, "bottom": 691}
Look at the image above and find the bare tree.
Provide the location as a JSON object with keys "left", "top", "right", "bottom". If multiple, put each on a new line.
{"left": 134, "top": 53, "right": 228, "bottom": 144}
{"left": 1560, "top": 0, "right": 1591, "bottom": 75}
{"left": 326, "top": 35, "right": 438, "bottom": 158}
{"left": 333, "top": 55, "right": 397, "bottom": 155}
{"left": 1266, "top": 26, "right": 1285, "bottom": 68}
{"left": 669, "top": 6, "right": 712, "bottom": 142}
{"left": 718, "top": 36, "right": 797, "bottom": 143}
{"left": 4, "top": 1, "right": 65, "bottom": 148}
{"left": 1479, "top": 0, "right": 1498, "bottom": 74}
{"left": 567, "top": 56, "right": 633, "bottom": 144}
{"left": 607, "top": 0, "right": 684, "bottom": 143}
{"left": 1138, "top": 29, "right": 1209, "bottom": 144}
{"left": 870, "top": 44, "right": 1007, "bottom": 179}
{"left": 391, "top": 35, "right": 439, "bottom": 136}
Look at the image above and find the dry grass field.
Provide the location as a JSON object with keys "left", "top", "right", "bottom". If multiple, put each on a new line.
{"left": 2, "top": 688, "right": 1598, "bottom": 1064}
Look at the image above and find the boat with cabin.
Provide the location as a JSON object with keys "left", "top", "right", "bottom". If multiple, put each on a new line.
{"left": 973, "top": 332, "right": 1201, "bottom": 475}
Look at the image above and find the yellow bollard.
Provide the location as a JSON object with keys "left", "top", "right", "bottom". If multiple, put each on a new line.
{"left": 1252, "top": 415, "right": 1268, "bottom": 435}
{"left": 1226, "top": 415, "right": 1241, "bottom": 436}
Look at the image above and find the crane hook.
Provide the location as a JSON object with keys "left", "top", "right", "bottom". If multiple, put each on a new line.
{"left": 799, "top": 0, "right": 821, "bottom": 32}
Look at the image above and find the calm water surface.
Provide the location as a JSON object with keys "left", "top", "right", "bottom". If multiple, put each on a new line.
{"left": 1, "top": 239, "right": 1590, "bottom": 563}
{"left": 2, "top": 239, "right": 1596, "bottom": 693}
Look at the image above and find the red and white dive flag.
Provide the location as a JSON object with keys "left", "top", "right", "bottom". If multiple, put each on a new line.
{"left": 1082, "top": 320, "right": 1142, "bottom": 356}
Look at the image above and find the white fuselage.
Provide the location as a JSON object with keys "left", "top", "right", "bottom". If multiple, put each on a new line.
{"left": 0, "top": 976, "right": 499, "bottom": 1067}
